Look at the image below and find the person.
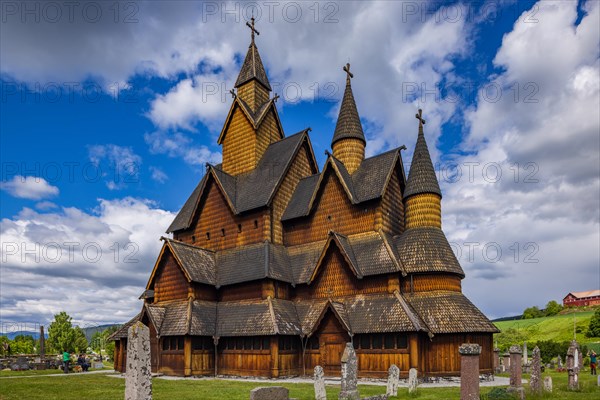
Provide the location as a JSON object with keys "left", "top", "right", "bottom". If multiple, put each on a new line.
{"left": 62, "top": 351, "right": 70, "bottom": 373}
{"left": 77, "top": 353, "right": 89, "bottom": 372}
{"left": 589, "top": 350, "right": 597, "bottom": 375}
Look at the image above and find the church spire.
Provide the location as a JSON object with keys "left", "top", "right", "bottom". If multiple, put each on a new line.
{"left": 403, "top": 109, "right": 442, "bottom": 199}
{"left": 234, "top": 16, "right": 271, "bottom": 92}
{"left": 331, "top": 63, "right": 365, "bottom": 174}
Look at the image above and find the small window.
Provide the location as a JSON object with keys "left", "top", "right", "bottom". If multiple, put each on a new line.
{"left": 372, "top": 334, "right": 382, "bottom": 349}
{"left": 238, "top": 224, "right": 242, "bottom": 233}
{"left": 162, "top": 339, "right": 169, "bottom": 351}
{"left": 254, "top": 220, "right": 259, "bottom": 229}
{"left": 327, "top": 215, "right": 332, "bottom": 221}
{"left": 384, "top": 334, "right": 395, "bottom": 349}
{"left": 206, "top": 232, "right": 211, "bottom": 240}
{"left": 262, "top": 337, "right": 270, "bottom": 350}
{"left": 221, "top": 228, "right": 226, "bottom": 237}
{"left": 253, "top": 337, "right": 261, "bottom": 350}
{"left": 360, "top": 335, "right": 370, "bottom": 350}
{"left": 308, "top": 337, "right": 319, "bottom": 350}
{"left": 191, "top": 235, "right": 196, "bottom": 243}
{"left": 244, "top": 337, "right": 252, "bottom": 350}
{"left": 397, "top": 334, "right": 408, "bottom": 349}
{"left": 177, "top": 337, "right": 184, "bottom": 350}
{"left": 235, "top": 337, "right": 244, "bottom": 350}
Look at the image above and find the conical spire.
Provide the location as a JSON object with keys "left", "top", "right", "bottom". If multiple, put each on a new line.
{"left": 332, "top": 63, "right": 365, "bottom": 146}
{"left": 404, "top": 109, "right": 442, "bottom": 199}
{"left": 234, "top": 17, "right": 271, "bottom": 91}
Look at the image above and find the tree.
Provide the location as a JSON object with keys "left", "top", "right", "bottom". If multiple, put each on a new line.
{"left": 587, "top": 308, "right": 600, "bottom": 338}
{"left": 522, "top": 306, "right": 544, "bottom": 319}
{"left": 0, "top": 336, "right": 10, "bottom": 356}
{"left": 11, "top": 335, "right": 35, "bottom": 354}
{"left": 494, "top": 328, "right": 527, "bottom": 352}
{"left": 544, "top": 300, "right": 563, "bottom": 316}
{"left": 47, "top": 312, "right": 88, "bottom": 353}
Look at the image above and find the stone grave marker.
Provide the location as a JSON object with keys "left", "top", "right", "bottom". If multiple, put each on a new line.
{"left": 125, "top": 321, "right": 152, "bottom": 400}
{"left": 249, "top": 387, "right": 289, "bottom": 400}
{"left": 459, "top": 343, "right": 481, "bottom": 400}
{"left": 339, "top": 343, "right": 359, "bottom": 400}
{"left": 566, "top": 340, "right": 580, "bottom": 391}
{"left": 386, "top": 364, "right": 399, "bottom": 396}
{"left": 530, "top": 346, "right": 542, "bottom": 395}
{"left": 314, "top": 365, "right": 327, "bottom": 400}
{"left": 507, "top": 345, "right": 524, "bottom": 400}
{"left": 408, "top": 368, "right": 418, "bottom": 394}
{"left": 543, "top": 376, "right": 553, "bottom": 393}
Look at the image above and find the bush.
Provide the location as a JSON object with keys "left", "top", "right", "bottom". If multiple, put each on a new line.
{"left": 587, "top": 308, "right": 600, "bottom": 337}
{"left": 483, "top": 387, "right": 516, "bottom": 400}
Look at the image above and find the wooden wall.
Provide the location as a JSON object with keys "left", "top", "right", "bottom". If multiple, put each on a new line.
{"left": 255, "top": 108, "right": 283, "bottom": 168}
{"left": 237, "top": 80, "right": 269, "bottom": 111}
{"left": 176, "top": 179, "right": 267, "bottom": 251}
{"left": 191, "top": 351, "right": 214, "bottom": 376}
{"left": 283, "top": 171, "right": 379, "bottom": 246}
{"left": 160, "top": 352, "right": 184, "bottom": 375}
{"left": 218, "top": 350, "right": 272, "bottom": 377}
{"left": 271, "top": 143, "right": 315, "bottom": 244}
{"left": 294, "top": 248, "right": 389, "bottom": 300}
{"left": 154, "top": 253, "right": 188, "bottom": 303}
{"left": 376, "top": 169, "right": 404, "bottom": 236}
{"left": 400, "top": 274, "right": 462, "bottom": 293}
{"left": 422, "top": 333, "right": 493, "bottom": 376}
{"left": 219, "top": 281, "right": 263, "bottom": 301}
{"left": 221, "top": 103, "right": 258, "bottom": 175}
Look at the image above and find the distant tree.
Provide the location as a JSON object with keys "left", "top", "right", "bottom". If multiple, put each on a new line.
{"left": 522, "top": 306, "right": 544, "bottom": 319}
{"left": 11, "top": 335, "right": 35, "bottom": 354}
{"left": 544, "top": 300, "right": 563, "bottom": 316}
{"left": 47, "top": 311, "right": 88, "bottom": 353}
{"left": 0, "top": 336, "right": 11, "bottom": 356}
{"left": 494, "top": 328, "right": 527, "bottom": 352}
{"left": 587, "top": 308, "right": 600, "bottom": 337}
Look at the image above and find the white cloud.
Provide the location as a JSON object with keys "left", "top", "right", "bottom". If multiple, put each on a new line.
{"left": 88, "top": 144, "right": 142, "bottom": 190}
{"left": 149, "top": 166, "right": 168, "bottom": 183}
{"left": 145, "top": 131, "right": 222, "bottom": 166}
{"left": 0, "top": 176, "right": 59, "bottom": 200}
{"left": 35, "top": 201, "right": 58, "bottom": 211}
{"left": 441, "top": 0, "right": 600, "bottom": 318}
{"left": 0, "top": 197, "right": 175, "bottom": 326}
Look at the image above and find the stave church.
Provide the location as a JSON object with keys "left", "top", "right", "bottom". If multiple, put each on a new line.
{"left": 110, "top": 19, "right": 498, "bottom": 378}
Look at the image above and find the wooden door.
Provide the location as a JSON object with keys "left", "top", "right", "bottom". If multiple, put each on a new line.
{"left": 321, "top": 334, "right": 345, "bottom": 376}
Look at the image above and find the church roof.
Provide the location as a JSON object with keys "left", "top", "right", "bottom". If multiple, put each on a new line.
{"left": 332, "top": 66, "right": 365, "bottom": 145}
{"left": 403, "top": 114, "right": 442, "bottom": 199}
{"left": 405, "top": 291, "right": 499, "bottom": 334}
{"left": 282, "top": 148, "right": 403, "bottom": 221}
{"left": 168, "top": 129, "right": 315, "bottom": 232}
{"left": 394, "top": 227, "right": 465, "bottom": 277}
{"left": 235, "top": 41, "right": 272, "bottom": 90}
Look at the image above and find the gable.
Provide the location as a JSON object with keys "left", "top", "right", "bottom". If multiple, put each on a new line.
{"left": 221, "top": 103, "right": 259, "bottom": 175}
{"left": 152, "top": 248, "right": 190, "bottom": 303}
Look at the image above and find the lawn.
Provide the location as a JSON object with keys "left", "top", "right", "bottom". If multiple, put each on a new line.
{"left": 0, "top": 370, "right": 598, "bottom": 399}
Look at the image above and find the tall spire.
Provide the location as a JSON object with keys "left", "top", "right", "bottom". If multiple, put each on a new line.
{"left": 332, "top": 63, "right": 365, "bottom": 146}
{"left": 404, "top": 109, "right": 442, "bottom": 199}
{"left": 234, "top": 16, "right": 271, "bottom": 91}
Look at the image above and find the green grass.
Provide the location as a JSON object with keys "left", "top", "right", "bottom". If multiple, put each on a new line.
{"left": 494, "top": 311, "right": 600, "bottom": 348}
{"left": 0, "top": 370, "right": 597, "bottom": 399}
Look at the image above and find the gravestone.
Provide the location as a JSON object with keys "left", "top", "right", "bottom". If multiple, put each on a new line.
{"left": 507, "top": 345, "right": 524, "bottom": 400}
{"left": 566, "top": 340, "right": 580, "bottom": 391}
{"left": 530, "top": 346, "right": 542, "bottom": 395}
{"left": 125, "top": 322, "right": 152, "bottom": 400}
{"left": 408, "top": 368, "right": 418, "bottom": 394}
{"left": 557, "top": 355, "right": 563, "bottom": 370}
{"left": 339, "top": 343, "right": 359, "bottom": 400}
{"left": 493, "top": 348, "right": 500, "bottom": 374}
{"left": 459, "top": 343, "right": 481, "bottom": 400}
{"left": 386, "top": 364, "right": 399, "bottom": 396}
{"left": 503, "top": 352, "right": 510, "bottom": 370}
{"left": 597, "top": 375, "right": 600, "bottom": 387}
{"left": 543, "top": 376, "right": 553, "bottom": 393}
{"left": 249, "top": 387, "right": 289, "bottom": 400}
{"left": 314, "top": 365, "right": 327, "bottom": 400}
{"left": 522, "top": 342, "right": 528, "bottom": 365}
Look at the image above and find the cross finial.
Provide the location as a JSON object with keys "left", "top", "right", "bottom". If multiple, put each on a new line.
{"left": 343, "top": 63, "right": 353, "bottom": 83}
{"left": 229, "top": 89, "right": 236, "bottom": 99}
{"left": 415, "top": 108, "right": 426, "bottom": 129}
{"left": 273, "top": 93, "right": 280, "bottom": 103}
{"left": 246, "top": 16, "right": 260, "bottom": 43}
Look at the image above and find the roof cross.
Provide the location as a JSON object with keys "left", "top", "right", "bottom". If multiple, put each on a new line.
{"left": 246, "top": 16, "right": 260, "bottom": 43}
{"left": 343, "top": 63, "right": 353, "bottom": 83}
{"left": 415, "top": 108, "right": 426, "bottom": 128}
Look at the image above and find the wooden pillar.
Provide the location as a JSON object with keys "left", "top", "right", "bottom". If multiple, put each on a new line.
{"left": 184, "top": 336, "right": 192, "bottom": 376}
{"left": 262, "top": 280, "right": 275, "bottom": 299}
{"left": 270, "top": 336, "right": 280, "bottom": 378}
{"left": 387, "top": 275, "right": 400, "bottom": 293}
{"left": 114, "top": 341, "right": 120, "bottom": 371}
{"left": 409, "top": 334, "right": 419, "bottom": 370}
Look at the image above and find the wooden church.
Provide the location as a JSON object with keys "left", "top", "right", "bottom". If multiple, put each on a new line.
{"left": 110, "top": 19, "right": 498, "bottom": 378}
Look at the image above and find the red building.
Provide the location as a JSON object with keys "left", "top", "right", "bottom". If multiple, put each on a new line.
{"left": 563, "top": 290, "right": 600, "bottom": 307}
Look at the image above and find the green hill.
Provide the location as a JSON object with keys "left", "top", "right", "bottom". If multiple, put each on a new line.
{"left": 493, "top": 309, "right": 600, "bottom": 352}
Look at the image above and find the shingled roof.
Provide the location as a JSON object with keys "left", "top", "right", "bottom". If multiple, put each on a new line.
{"left": 282, "top": 149, "right": 403, "bottom": 221}
{"left": 235, "top": 41, "right": 271, "bottom": 90}
{"left": 168, "top": 130, "right": 315, "bottom": 232}
{"left": 394, "top": 227, "right": 464, "bottom": 277}
{"left": 217, "top": 298, "right": 302, "bottom": 337}
{"left": 403, "top": 118, "right": 442, "bottom": 199}
{"left": 332, "top": 70, "right": 365, "bottom": 145}
{"left": 405, "top": 291, "right": 499, "bottom": 334}
{"left": 107, "top": 313, "right": 140, "bottom": 340}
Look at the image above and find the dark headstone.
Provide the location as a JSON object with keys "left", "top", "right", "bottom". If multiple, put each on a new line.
{"left": 249, "top": 386, "right": 289, "bottom": 400}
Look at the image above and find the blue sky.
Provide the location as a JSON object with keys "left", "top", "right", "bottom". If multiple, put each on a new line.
{"left": 1, "top": 0, "right": 598, "bottom": 328}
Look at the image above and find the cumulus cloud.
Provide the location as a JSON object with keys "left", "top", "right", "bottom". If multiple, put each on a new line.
{"left": 0, "top": 176, "right": 59, "bottom": 200}
{"left": 149, "top": 166, "right": 168, "bottom": 183}
{"left": 0, "top": 197, "right": 175, "bottom": 326}
{"left": 88, "top": 144, "right": 142, "bottom": 190}
{"left": 441, "top": 0, "right": 600, "bottom": 318}
{"left": 145, "top": 131, "right": 222, "bottom": 166}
